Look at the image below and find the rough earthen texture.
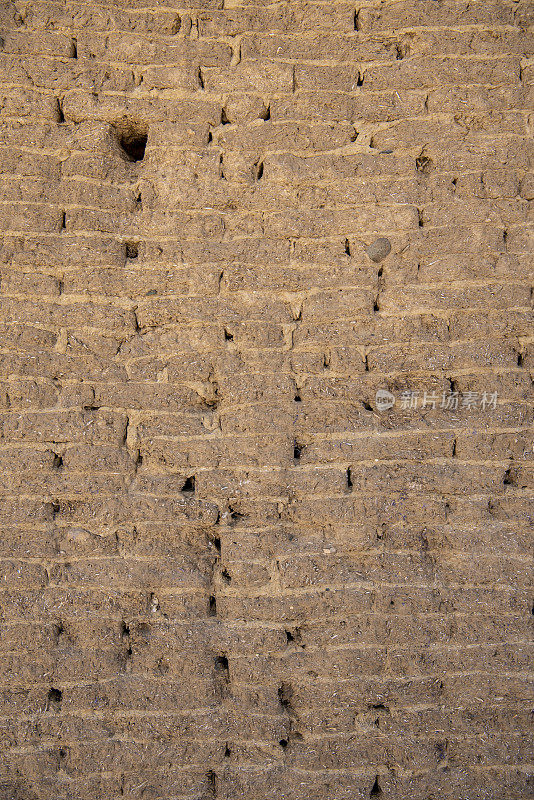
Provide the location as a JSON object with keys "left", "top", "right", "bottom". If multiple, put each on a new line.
{"left": 0, "top": 0, "right": 533, "bottom": 798}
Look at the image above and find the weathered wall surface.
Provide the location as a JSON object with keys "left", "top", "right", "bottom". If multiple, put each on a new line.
{"left": 0, "top": 0, "right": 533, "bottom": 798}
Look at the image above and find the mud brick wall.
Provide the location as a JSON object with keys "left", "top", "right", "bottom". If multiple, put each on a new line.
{"left": 0, "top": 0, "right": 533, "bottom": 798}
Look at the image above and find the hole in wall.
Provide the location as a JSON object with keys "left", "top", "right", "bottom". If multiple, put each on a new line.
{"left": 503, "top": 465, "right": 515, "bottom": 486}
{"left": 229, "top": 506, "right": 245, "bottom": 523}
{"left": 294, "top": 442, "right": 303, "bottom": 461}
{"left": 259, "top": 103, "right": 271, "bottom": 120}
{"left": 221, "top": 107, "right": 231, "bottom": 125}
{"left": 215, "top": 656, "right": 229, "bottom": 681}
{"left": 181, "top": 475, "right": 195, "bottom": 494}
{"left": 205, "top": 770, "right": 217, "bottom": 798}
{"left": 354, "top": 9, "right": 361, "bottom": 30}
{"left": 124, "top": 242, "right": 139, "bottom": 260}
{"left": 278, "top": 682, "right": 293, "bottom": 709}
{"left": 370, "top": 776, "right": 382, "bottom": 797}
{"left": 416, "top": 152, "right": 433, "bottom": 174}
{"left": 60, "top": 211, "right": 66, "bottom": 230}
{"left": 52, "top": 621, "right": 64, "bottom": 644}
{"left": 54, "top": 97, "right": 65, "bottom": 123}
{"left": 70, "top": 38, "right": 77, "bottom": 58}
{"left": 113, "top": 120, "right": 148, "bottom": 162}
{"left": 208, "top": 595, "right": 217, "bottom": 616}
{"left": 47, "top": 688, "right": 62, "bottom": 709}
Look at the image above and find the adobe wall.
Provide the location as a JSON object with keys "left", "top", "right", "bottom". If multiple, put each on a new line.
{"left": 0, "top": 1, "right": 532, "bottom": 798}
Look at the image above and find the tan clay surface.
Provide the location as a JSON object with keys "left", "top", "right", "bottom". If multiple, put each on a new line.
{"left": 0, "top": 0, "right": 533, "bottom": 798}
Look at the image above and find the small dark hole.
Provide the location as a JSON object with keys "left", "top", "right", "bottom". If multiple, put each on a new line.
{"left": 116, "top": 125, "right": 148, "bottom": 162}
{"left": 294, "top": 443, "right": 302, "bottom": 460}
{"left": 55, "top": 98, "right": 65, "bottom": 123}
{"left": 48, "top": 688, "right": 62, "bottom": 704}
{"left": 370, "top": 776, "right": 382, "bottom": 797}
{"left": 357, "top": 72, "right": 364, "bottom": 86}
{"left": 347, "top": 467, "right": 353, "bottom": 490}
{"left": 120, "top": 621, "right": 130, "bottom": 638}
{"left": 256, "top": 161, "right": 264, "bottom": 180}
{"left": 60, "top": 211, "right": 66, "bottom": 230}
{"left": 206, "top": 770, "right": 217, "bottom": 792}
{"left": 213, "top": 536, "right": 221, "bottom": 554}
{"left": 215, "top": 656, "right": 229, "bottom": 679}
{"left": 171, "top": 15, "right": 181, "bottom": 34}
{"left": 294, "top": 393, "right": 302, "bottom": 402}
{"left": 125, "top": 242, "right": 139, "bottom": 260}
{"left": 362, "top": 401, "right": 373, "bottom": 412}
{"left": 285, "top": 630, "right": 295, "bottom": 643}
{"left": 224, "top": 744, "right": 231, "bottom": 757}
{"left": 278, "top": 682, "right": 293, "bottom": 708}
{"left": 221, "top": 108, "right": 230, "bottom": 125}
{"left": 53, "top": 621, "right": 64, "bottom": 641}
{"left": 52, "top": 453, "right": 63, "bottom": 469}
{"left": 344, "top": 238, "right": 351, "bottom": 255}
{"left": 209, "top": 595, "right": 217, "bottom": 616}
{"left": 517, "top": 352, "right": 524, "bottom": 367}
{"left": 224, "top": 329, "right": 234, "bottom": 341}
{"left": 70, "top": 38, "right": 77, "bottom": 58}
{"left": 416, "top": 154, "right": 433, "bottom": 174}
{"left": 181, "top": 475, "right": 195, "bottom": 494}
{"left": 198, "top": 67, "right": 204, "bottom": 89}
{"left": 354, "top": 9, "right": 361, "bottom": 31}
{"left": 279, "top": 739, "right": 288, "bottom": 748}
{"left": 221, "top": 568, "right": 231, "bottom": 584}
{"left": 207, "top": 130, "right": 213, "bottom": 143}
{"left": 259, "top": 104, "right": 271, "bottom": 120}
